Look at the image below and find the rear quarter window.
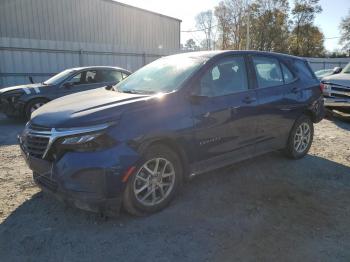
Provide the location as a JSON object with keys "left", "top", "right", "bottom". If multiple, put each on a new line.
{"left": 281, "top": 63, "right": 296, "bottom": 84}
{"left": 294, "top": 60, "right": 316, "bottom": 80}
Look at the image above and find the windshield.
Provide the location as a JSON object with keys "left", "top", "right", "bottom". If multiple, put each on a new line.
{"left": 114, "top": 55, "right": 206, "bottom": 94}
{"left": 315, "top": 69, "right": 333, "bottom": 77}
{"left": 43, "top": 69, "right": 75, "bottom": 85}
{"left": 342, "top": 63, "right": 350, "bottom": 74}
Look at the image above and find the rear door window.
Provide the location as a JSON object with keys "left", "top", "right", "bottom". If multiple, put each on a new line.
{"left": 252, "top": 57, "right": 283, "bottom": 88}
{"left": 281, "top": 63, "right": 295, "bottom": 84}
{"left": 99, "top": 70, "right": 123, "bottom": 83}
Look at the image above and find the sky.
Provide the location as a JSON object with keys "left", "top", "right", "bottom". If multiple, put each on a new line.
{"left": 118, "top": 0, "right": 350, "bottom": 51}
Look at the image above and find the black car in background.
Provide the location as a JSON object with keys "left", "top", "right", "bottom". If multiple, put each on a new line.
{"left": 0, "top": 66, "right": 131, "bottom": 119}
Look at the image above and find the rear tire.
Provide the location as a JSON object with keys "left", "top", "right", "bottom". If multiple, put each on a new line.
{"left": 4, "top": 114, "right": 20, "bottom": 119}
{"left": 25, "top": 98, "right": 48, "bottom": 120}
{"left": 123, "top": 144, "right": 183, "bottom": 216}
{"left": 285, "top": 115, "right": 314, "bottom": 159}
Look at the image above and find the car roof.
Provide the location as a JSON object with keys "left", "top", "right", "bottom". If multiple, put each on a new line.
{"left": 67, "top": 66, "right": 131, "bottom": 73}
{"left": 170, "top": 50, "right": 305, "bottom": 61}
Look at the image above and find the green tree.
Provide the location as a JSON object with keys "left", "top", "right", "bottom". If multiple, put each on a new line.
{"left": 183, "top": 39, "right": 199, "bottom": 51}
{"left": 289, "top": 24, "right": 324, "bottom": 56}
{"left": 196, "top": 10, "right": 215, "bottom": 50}
{"left": 339, "top": 10, "right": 350, "bottom": 51}
{"left": 212, "top": 0, "right": 325, "bottom": 56}
{"left": 247, "top": 0, "right": 290, "bottom": 52}
{"left": 214, "top": 1, "right": 234, "bottom": 49}
{"left": 289, "top": 0, "right": 324, "bottom": 56}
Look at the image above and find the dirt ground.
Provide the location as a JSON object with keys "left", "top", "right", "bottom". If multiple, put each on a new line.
{"left": 0, "top": 112, "right": 349, "bottom": 262}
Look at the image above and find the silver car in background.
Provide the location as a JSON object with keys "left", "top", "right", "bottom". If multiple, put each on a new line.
{"left": 321, "top": 63, "right": 350, "bottom": 114}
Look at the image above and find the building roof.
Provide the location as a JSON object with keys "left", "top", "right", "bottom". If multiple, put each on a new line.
{"left": 102, "top": 0, "right": 182, "bottom": 22}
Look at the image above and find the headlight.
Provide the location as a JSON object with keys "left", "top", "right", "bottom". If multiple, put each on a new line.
{"left": 4, "top": 91, "right": 24, "bottom": 103}
{"left": 51, "top": 123, "right": 117, "bottom": 156}
{"left": 57, "top": 132, "right": 116, "bottom": 153}
{"left": 62, "top": 133, "right": 102, "bottom": 145}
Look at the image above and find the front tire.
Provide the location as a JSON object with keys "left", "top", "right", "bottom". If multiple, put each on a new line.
{"left": 25, "top": 98, "right": 48, "bottom": 120}
{"left": 123, "top": 144, "right": 182, "bottom": 216}
{"left": 285, "top": 115, "right": 314, "bottom": 159}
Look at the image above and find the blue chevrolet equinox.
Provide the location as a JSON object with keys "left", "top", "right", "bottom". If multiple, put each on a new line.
{"left": 19, "top": 51, "right": 324, "bottom": 216}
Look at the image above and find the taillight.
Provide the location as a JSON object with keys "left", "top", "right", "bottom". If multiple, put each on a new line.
{"left": 320, "top": 83, "right": 325, "bottom": 92}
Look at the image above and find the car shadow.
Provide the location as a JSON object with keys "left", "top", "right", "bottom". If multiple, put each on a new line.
{"left": 1, "top": 153, "right": 350, "bottom": 261}
{"left": 0, "top": 113, "right": 25, "bottom": 145}
{"left": 325, "top": 110, "right": 350, "bottom": 131}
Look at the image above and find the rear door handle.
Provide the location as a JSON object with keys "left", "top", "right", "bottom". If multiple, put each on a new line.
{"left": 242, "top": 96, "right": 257, "bottom": 104}
{"left": 230, "top": 106, "right": 240, "bottom": 115}
{"left": 291, "top": 87, "right": 300, "bottom": 93}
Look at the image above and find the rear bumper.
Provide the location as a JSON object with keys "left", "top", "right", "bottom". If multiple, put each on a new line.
{"left": 309, "top": 96, "right": 325, "bottom": 123}
{"left": 324, "top": 97, "right": 350, "bottom": 108}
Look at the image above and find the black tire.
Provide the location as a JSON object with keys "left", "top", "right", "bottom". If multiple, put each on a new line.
{"left": 285, "top": 115, "right": 314, "bottom": 159}
{"left": 25, "top": 98, "right": 48, "bottom": 120}
{"left": 123, "top": 144, "right": 183, "bottom": 216}
{"left": 4, "top": 113, "right": 20, "bottom": 119}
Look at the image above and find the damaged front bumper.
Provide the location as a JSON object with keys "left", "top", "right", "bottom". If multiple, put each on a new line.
{"left": 19, "top": 139, "right": 140, "bottom": 216}
{"left": 0, "top": 96, "right": 25, "bottom": 117}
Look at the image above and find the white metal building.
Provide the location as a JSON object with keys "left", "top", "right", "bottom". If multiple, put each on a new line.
{"left": 0, "top": 0, "right": 181, "bottom": 87}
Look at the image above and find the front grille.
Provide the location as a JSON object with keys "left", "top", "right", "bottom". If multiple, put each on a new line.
{"left": 22, "top": 123, "right": 52, "bottom": 159}
{"left": 24, "top": 135, "right": 50, "bottom": 158}
{"left": 330, "top": 85, "right": 350, "bottom": 99}
{"left": 34, "top": 173, "right": 58, "bottom": 191}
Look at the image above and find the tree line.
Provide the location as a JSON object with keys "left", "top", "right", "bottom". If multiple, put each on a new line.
{"left": 184, "top": 0, "right": 349, "bottom": 57}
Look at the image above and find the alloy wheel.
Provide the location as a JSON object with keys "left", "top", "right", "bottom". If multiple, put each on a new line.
{"left": 30, "top": 102, "right": 45, "bottom": 113}
{"left": 293, "top": 122, "right": 311, "bottom": 153}
{"left": 133, "top": 157, "right": 176, "bottom": 206}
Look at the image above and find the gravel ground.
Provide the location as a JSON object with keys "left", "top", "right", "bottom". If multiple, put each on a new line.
{"left": 0, "top": 113, "right": 349, "bottom": 262}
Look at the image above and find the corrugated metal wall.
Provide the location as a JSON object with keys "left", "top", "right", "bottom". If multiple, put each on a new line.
{"left": 0, "top": 0, "right": 181, "bottom": 88}
{"left": 306, "top": 57, "right": 350, "bottom": 71}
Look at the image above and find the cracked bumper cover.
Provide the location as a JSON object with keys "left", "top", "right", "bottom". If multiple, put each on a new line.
{"left": 19, "top": 141, "right": 140, "bottom": 216}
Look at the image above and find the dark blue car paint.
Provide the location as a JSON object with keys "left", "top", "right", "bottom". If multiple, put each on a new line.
{"left": 19, "top": 51, "right": 324, "bottom": 215}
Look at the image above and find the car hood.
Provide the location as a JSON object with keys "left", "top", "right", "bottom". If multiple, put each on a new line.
{"left": 0, "top": 83, "right": 47, "bottom": 95}
{"left": 322, "top": 73, "right": 350, "bottom": 87}
{"left": 31, "top": 88, "right": 150, "bottom": 128}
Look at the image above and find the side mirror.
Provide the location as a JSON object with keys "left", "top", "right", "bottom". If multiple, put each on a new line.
{"left": 333, "top": 67, "right": 342, "bottom": 74}
{"left": 105, "top": 84, "right": 115, "bottom": 90}
{"left": 63, "top": 82, "right": 73, "bottom": 89}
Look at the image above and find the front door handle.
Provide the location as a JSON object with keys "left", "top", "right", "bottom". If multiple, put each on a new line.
{"left": 231, "top": 106, "right": 240, "bottom": 115}
{"left": 242, "top": 96, "right": 256, "bottom": 104}
{"left": 203, "top": 112, "right": 210, "bottom": 118}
